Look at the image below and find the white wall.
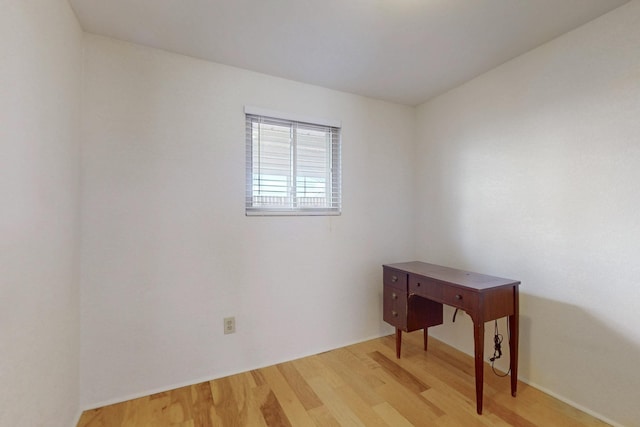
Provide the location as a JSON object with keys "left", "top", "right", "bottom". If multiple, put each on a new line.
{"left": 415, "top": 2, "right": 640, "bottom": 425}
{"left": 6, "top": 1, "right": 632, "bottom": 422}
{"left": 80, "top": 35, "right": 415, "bottom": 407}
{"left": 0, "top": 1, "right": 83, "bottom": 426}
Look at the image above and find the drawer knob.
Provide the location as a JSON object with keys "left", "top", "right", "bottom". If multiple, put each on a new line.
{"left": 455, "top": 294, "right": 462, "bottom": 300}
{"left": 392, "top": 310, "right": 398, "bottom": 317}
{"left": 392, "top": 293, "right": 398, "bottom": 300}
{"left": 417, "top": 282, "right": 421, "bottom": 287}
{"left": 391, "top": 275, "right": 398, "bottom": 283}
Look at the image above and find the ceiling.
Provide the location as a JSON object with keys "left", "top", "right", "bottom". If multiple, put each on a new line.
{"left": 68, "top": 0, "right": 628, "bottom": 106}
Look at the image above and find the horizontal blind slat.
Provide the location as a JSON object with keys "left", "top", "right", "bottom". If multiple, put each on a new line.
{"left": 246, "top": 111, "right": 340, "bottom": 215}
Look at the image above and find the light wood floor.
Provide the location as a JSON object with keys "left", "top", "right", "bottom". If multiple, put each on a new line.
{"left": 78, "top": 332, "right": 609, "bottom": 426}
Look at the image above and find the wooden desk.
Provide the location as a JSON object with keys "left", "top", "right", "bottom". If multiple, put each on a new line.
{"left": 382, "top": 261, "right": 520, "bottom": 415}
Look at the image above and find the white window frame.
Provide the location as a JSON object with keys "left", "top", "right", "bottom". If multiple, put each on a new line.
{"left": 245, "top": 106, "right": 341, "bottom": 216}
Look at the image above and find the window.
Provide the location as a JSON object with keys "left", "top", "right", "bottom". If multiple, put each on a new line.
{"left": 245, "top": 107, "right": 341, "bottom": 216}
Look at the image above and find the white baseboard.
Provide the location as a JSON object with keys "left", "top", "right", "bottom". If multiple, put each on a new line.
{"left": 517, "top": 376, "right": 622, "bottom": 427}
{"left": 80, "top": 333, "right": 386, "bottom": 412}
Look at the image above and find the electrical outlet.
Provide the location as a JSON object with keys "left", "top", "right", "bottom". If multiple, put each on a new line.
{"left": 223, "top": 317, "right": 235, "bottom": 334}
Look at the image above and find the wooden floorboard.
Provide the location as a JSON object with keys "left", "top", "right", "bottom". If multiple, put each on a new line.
{"left": 77, "top": 333, "right": 611, "bottom": 426}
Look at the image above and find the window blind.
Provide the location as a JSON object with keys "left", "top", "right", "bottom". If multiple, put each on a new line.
{"left": 245, "top": 112, "right": 341, "bottom": 216}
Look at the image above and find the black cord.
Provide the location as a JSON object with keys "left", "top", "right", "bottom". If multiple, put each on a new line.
{"left": 451, "top": 311, "right": 511, "bottom": 377}
{"left": 490, "top": 319, "right": 511, "bottom": 377}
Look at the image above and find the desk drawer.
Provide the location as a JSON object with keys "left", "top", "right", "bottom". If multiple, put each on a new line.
{"left": 383, "top": 285, "right": 443, "bottom": 331}
{"left": 442, "top": 286, "right": 477, "bottom": 311}
{"left": 383, "top": 285, "right": 407, "bottom": 329}
{"left": 409, "top": 275, "right": 443, "bottom": 300}
{"left": 384, "top": 267, "right": 407, "bottom": 291}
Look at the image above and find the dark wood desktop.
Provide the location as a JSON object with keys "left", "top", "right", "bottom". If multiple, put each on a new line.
{"left": 382, "top": 261, "right": 520, "bottom": 415}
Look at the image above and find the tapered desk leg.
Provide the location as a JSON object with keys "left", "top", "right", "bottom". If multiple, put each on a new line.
{"left": 509, "top": 286, "right": 519, "bottom": 397}
{"left": 473, "top": 321, "right": 485, "bottom": 415}
{"left": 423, "top": 328, "right": 429, "bottom": 351}
{"left": 395, "top": 328, "right": 402, "bottom": 358}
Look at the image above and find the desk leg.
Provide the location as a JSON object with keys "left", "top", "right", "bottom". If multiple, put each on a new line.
{"left": 509, "top": 287, "right": 519, "bottom": 397}
{"left": 395, "top": 328, "right": 402, "bottom": 359}
{"left": 473, "top": 321, "right": 484, "bottom": 415}
{"left": 423, "top": 328, "right": 429, "bottom": 351}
